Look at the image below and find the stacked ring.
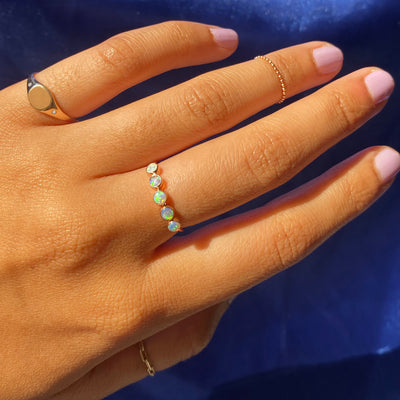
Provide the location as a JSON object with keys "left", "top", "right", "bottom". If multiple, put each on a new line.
{"left": 146, "top": 163, "right": 182, "bottom": 233}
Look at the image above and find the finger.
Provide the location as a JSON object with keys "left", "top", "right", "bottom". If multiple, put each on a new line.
{"left": 4, "top": 21, "right": 238, "bottom": 124}
{"left": 144, "top": 146, "right": 400, "bottom": 329}
{"left": 64, "top": 41, "right": 343, "bottom": 176}
{"left": 49, "top": 300, "right": 231, "bottom": 400}
{"left": 105, "top": 67, "right": 394, "bottom": 239}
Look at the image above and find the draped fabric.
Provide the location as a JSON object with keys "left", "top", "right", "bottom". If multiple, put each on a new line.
{"left": 1, "top": 1, "right": 399, "bottom": 398}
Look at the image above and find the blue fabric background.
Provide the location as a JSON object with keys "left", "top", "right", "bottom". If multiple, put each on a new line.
{"left": 0, "top": 0, "right": 399, "bottom": 398}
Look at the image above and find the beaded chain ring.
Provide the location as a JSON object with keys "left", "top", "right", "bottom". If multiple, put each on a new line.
{"left": 254, "top": 55, "right": 286, "bottom": 104}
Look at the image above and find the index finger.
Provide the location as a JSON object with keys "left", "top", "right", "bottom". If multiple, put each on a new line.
{"left": 2, "top": 21, "right": 238, "bottom": 124}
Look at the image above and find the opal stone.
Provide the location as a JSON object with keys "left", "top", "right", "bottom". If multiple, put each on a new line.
{"left": 154, "top": 190, "right": 167, "bottom": 205}
{"left": 161, "top": 206, "right": 174, "bottom": 220}
{"left": 146, "top": 163, "right": 158, "bottom": 174}
{"left": 149, "top": 174, "right": 162, "bottom": 188}
{"left": 168, "top": 221, "right": 181, "bottom": 232}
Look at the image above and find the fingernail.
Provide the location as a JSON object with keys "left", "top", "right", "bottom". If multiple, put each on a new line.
{"left": 374, "top": 148, "right": 400, "bottom": 184}
{"left": 210, "top": 28, "right": 238, "bottom": 49}
{"left": 365, "top": 70, "right": 395, "bottom": 104}
{"left": 313, "top": 45, "right": 343, "bottom": 74}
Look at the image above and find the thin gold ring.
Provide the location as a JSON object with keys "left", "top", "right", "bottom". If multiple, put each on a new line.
{"left": 139, "top": 340, "right": 155, "bottom": 377}
{"left": 27, "top": 73, "right": 74, "bottom": 121}
{"left": 254, "top": 55, "right": 286, "bottom": 104}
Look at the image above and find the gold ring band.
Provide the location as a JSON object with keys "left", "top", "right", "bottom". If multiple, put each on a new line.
{"left": 254, "top": 56, "right": 286, "bottom": 104}
{"left": 139, "top": 340, "right": 155, "bottom": 377}
{"left": 27, "top": 74, "right": 74, "bottom": 121}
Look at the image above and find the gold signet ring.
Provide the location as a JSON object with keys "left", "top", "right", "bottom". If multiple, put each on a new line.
{"left": 27, "top": 74, "right": 74, "bottom": 121}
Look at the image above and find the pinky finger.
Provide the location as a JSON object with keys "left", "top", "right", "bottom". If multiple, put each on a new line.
{"left": 49, "top": 300, "right": 232, "bottom": 400}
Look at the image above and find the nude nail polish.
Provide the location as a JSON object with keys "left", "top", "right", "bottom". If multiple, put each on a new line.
{"left": 313, "top": 45, "right": 343, "bottom": 74}
{"left": 210, "top": 28, "right": 238, "bottom": 49}
{"left": 365, "top": 70, "right": 395, "bottom": 104}
{"left": 374, "top": 148, "right": 400, "bottom": 184}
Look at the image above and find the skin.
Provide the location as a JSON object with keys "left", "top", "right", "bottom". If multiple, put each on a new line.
{"left": 0, "top": 21, "right": 396, "bottom": 400}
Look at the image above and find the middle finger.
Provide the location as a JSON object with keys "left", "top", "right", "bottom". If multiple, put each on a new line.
{"left": 66, "top": 41, "right": 343, "bottom": 177}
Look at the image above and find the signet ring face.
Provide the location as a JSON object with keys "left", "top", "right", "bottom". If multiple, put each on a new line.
{"left": 27, "top": 74, "right": 74, "bottom": 121}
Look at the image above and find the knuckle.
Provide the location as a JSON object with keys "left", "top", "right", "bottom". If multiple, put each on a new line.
{"left": 240, "top": 124, "right": 295, "bottom": 187}
{"left": 180, "top": 77, "right": 233, "bottom": 129}
{"left": 108, "top": 267, "right": 172, "bottom": 339}
{"left": 100, "top": 276, "right": 150, "bottom": 339}
{"left": 162, "top": 20, "right": 192, "bottom": 44}
{"left": 269, "top": 212, "right": 312, "bottom": 270}
{"left": 339, "top": 173, "right": 375, "bottom": 215}
{"left": 95, "top": 32, "right": 142, "bottom": 79}
{"left": 94, "top": 21, "right": 194, "bottom": 79}
{"left": 240, "top": 133, "right": 271, "bottom": 187}
{"left": 159, "top": 21, "right": 199, "bottom": 59}
{"left": 328, "top": 88, "right": 365, "bottom": 132}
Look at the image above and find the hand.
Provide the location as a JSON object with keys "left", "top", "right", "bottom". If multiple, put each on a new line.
{"left": 0, "top": 21, "right": 397, "bottom": 400}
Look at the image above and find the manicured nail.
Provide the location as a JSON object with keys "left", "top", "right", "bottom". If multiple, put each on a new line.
{"left": 374, "top": 148, "right": 400, "bottom": 184}
{"left": 365, "top": 70, "right": 395, "bottom": 104}
{"left": 210, "top": 28, "right": 238, "bottom": 49}
{"left": 313, "top": 45, "right": 343, "bottom": 74}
